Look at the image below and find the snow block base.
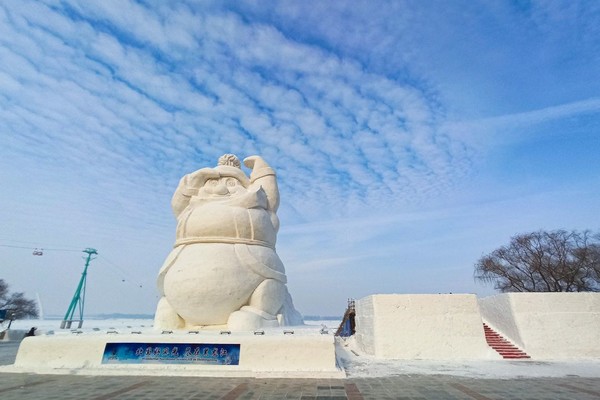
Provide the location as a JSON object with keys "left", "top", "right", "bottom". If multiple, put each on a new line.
{"left": 9, "top": 331, "right": 344, "bottom": 378}
{"left": 479, "top": 293, "right": 600, "bottom": 359}
{"left": 354, "top": 294, "right": 499, "bottom": 360}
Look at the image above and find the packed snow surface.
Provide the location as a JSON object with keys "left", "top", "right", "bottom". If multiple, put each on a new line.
{"left": 7, "top": 318, "right": 600, "bottom": 379}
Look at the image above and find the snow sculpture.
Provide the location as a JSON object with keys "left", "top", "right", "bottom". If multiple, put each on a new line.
{"left": 154, "top": 154, "right": 302, "bottom": 331}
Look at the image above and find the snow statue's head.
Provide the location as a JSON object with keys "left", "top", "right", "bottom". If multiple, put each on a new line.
{"left": 193, "top": 154, "right": 250, "bottom": 200}
{"left": 154, "top": 154, "right": 303, "bottom": 331}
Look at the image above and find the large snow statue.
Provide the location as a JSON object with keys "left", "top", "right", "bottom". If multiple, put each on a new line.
{"left": 155, "top": 154, "right": 302, "bottom": 331}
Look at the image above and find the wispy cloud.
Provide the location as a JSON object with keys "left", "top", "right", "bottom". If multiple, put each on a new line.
{"left": 1, "top": 1, "right": 470, "bottom": 225}
{"left": 444, "top": 97, "right": 600, "bottom": 148}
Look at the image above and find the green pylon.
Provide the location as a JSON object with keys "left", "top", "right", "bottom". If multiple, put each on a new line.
{"left": 60, "top": 248, "right": 97, "bottom": 329}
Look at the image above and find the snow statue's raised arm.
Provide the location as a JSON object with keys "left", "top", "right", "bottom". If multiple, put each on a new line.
{"left": 244, "top": 155, "right": 280, "bottom": 213}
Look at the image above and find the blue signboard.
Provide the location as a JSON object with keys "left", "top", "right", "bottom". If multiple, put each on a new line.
{"left": 102, "top": 342, "right": 240, "bottom": 365}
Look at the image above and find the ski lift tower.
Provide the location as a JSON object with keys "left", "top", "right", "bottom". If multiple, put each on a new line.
{"left": 60, "top": 248, "right": 98, "bottom": 329}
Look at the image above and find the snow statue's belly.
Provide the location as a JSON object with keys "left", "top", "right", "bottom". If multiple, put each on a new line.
{"left": 176, "top": 201, "right": 277, "bottom": 247}
{"left": 163, "top": 243, "right": 264, "bottom": 326}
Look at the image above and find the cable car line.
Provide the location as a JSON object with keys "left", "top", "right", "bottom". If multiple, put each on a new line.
{"left": 0, "top": 243, "right": 82, "bottom": 253}
{"left": 1, "top": 242, "right": 147, "bottom": 289}
{"left": 98, "top": 255, "right": 145, "bottom": 289}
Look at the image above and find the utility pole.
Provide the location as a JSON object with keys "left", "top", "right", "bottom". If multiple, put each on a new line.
{"left": 60, "top": 248, "right": 97, "bottom": 329}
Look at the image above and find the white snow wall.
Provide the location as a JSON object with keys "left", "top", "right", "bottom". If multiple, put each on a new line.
{"left": 354, "top": 294, "right": 498, "bottom": 360}
{"left": 479, "top": 293, "right": 600, "bottom": 359}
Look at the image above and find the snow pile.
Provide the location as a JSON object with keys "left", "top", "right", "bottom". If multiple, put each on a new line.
{"left": 336, "top": 336, "right": 600, "bottom": 379}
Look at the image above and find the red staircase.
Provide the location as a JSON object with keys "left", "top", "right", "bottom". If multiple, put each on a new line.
{"left": 483, "top": 323, "right": 530, "bottom": 359}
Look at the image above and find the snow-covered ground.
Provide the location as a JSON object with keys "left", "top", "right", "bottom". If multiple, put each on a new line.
{"left": 6, "top": 318, "right": 600, "bottom": 379}
{"left": 8, "top": 318, "right": 157, "bottom": 333}
{"left": 337, "top": 336, "right": 600, "bottom": 379}
{"left": 8, "top": 318, "right": 339, "bottom": 336}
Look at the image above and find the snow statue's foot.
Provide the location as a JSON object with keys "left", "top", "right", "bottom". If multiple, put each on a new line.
{"left": 154, "top": 297, "right": 184, "bottom": 329}
{"left": 227, "top": 306, "right": 280, "bottom": 331}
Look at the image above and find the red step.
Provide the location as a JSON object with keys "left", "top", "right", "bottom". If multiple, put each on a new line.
{"left": 482, "top": 323, "right": 530, "bottom": 359}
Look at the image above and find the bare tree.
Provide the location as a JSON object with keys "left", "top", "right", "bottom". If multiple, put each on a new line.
{"left": 0, "top": 279, "right": 39, "bottom": 319}
{"left": 475, "top": 230, "right": 600, "bottom": 292}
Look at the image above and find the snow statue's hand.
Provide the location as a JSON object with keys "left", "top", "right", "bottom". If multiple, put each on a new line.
{"left": 243, "top": 156, "right": 274, "bottom": 183}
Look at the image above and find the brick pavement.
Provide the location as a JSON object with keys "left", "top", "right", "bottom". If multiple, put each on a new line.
{"left": 2, "top": 342, "right": 600, "bottom": 399}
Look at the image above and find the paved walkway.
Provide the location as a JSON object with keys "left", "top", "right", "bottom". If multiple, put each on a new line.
{"left": 2, "top": 342, "right": 600, "bottom": 399}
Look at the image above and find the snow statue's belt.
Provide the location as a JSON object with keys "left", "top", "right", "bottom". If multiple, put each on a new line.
{"left": 174, "top": 236, "right": 275, "bottom": 249}
{"left": 172, "top": 239, "right": 286, "bottom": 283}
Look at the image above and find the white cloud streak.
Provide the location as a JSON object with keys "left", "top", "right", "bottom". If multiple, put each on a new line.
{"left": 1, "top": 1, "right": 470, "bottom": 224}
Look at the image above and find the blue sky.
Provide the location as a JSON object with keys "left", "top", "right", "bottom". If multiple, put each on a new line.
{"left": 1, "top": 0, "right": 598, "bottom": 318}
